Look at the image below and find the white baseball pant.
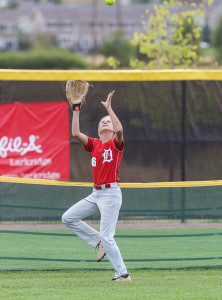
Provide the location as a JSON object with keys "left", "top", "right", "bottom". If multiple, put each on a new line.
{"left": 61, "top": 184, "right": 128, "bottom": 278}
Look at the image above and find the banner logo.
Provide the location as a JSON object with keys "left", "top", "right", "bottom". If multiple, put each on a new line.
{"left": 0, "top": 135, "right": 42, "bottom": 158}
{"left": 0, "top": 102, "right": 70, "bottom": 180}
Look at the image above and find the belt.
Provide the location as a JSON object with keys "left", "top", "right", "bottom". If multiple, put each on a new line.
{"left": 93, "top": 182, "right": 118, "bottom": 190}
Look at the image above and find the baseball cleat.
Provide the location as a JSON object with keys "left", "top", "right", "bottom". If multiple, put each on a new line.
{"left": 96, "top": 241, "right": 106, "bottom": 262}
{"left": 112, "top": 274, "right": 131, "bottom": 282}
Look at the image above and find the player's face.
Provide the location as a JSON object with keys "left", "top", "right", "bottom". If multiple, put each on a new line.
{"left": 98, "top": 116, "right": 114, "bottom": 136}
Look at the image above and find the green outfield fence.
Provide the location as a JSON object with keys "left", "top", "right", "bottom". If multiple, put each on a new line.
{"left": 1, "top": 176, "right": 222, "bottom": 222}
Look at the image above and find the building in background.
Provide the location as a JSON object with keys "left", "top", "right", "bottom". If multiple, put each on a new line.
{"left": 0, "top": 2, "right": 148, "bottom": 52}
{"left": 0, "top": 0, "right": 222, "bottom": 52}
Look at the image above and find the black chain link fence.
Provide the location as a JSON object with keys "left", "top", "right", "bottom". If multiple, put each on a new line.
{"left": 0, "top": 79, "right": 222, "bottom": 183}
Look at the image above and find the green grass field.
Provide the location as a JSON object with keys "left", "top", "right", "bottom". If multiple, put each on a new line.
{"left": 1, "top": 269, "right": 222, "bottom": 300}
{"left": 1, "top": 228, "right": 222, "bottom": 299}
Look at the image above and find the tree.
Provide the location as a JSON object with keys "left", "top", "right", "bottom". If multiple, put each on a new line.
{"left": 107, "top": 0, "right": 214, "bottom": 69}
{"left": 130, "top": 0, "right": 214, "bottom": 69}
{"left": 17, "top": 30, "right": 32, "bottom": 51}
{"left": 99, "top": 30, "right": 137, "bottom": 68}
{"left": 33, "top": 33, "right": 58, "bottom": 50}
{"left": 202, "top": 17, "right": 210, "bottom": 43}
{"left": 105, "top": 1, "right": 220, "bottom": 136}
{"left": 211, "top": 15, "right": 222, "bottom": 61}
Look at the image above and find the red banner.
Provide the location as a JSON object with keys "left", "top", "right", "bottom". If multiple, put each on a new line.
{"left": 0, "top": 102, "right": 70, "bottom": 180}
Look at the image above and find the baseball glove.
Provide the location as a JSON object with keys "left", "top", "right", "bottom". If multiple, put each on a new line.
{"left": 66, "top": 80, "right": 91, "bottom": 111}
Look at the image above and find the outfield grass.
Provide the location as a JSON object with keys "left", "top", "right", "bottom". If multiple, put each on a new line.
{"left": 1, "top": 228, "right": 222, "bottom": 299}
{"left": 0, "top": 269, "right": 222, "bottom": 300}
{"left": 0, "top": 228, "right": 222, "bottom": 271}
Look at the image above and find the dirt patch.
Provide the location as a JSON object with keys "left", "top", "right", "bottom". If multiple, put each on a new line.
{"left": 1, "top": 221, "right": 222, "bottom": 230}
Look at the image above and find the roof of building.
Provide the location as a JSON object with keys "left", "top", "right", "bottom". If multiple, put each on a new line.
{"left": 0, "top": 1, "right": 221, "bottom": 28}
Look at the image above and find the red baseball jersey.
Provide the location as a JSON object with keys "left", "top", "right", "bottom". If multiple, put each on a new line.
{"left": 84, "top": 137, "right": 124, "bottom": 185}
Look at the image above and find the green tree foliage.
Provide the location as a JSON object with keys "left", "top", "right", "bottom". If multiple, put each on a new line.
{"left": 211, "top": 15, "right": 222, "bottom": 61}
{"left": 7, "top": 2, "right": 18, "bottom": 8}
{"left": 129, "top": 0, "right": 214, "bottom": 69}
{"left": 33, "top": 33, "right": 58, "bottom": 49}
{"left": 0, "top": 49, "right": 91, "bottom": 69}
{"left": 17, "top": 30, "right": 32, "bottom": 51}
{"left": 99, "top": 30, "right": 137, "bottom": 68}
{"left": 108, "top": 1, "right": 220, "bottom": 135}
{"left": 202, "top": 17, "right": 210, "bottom": 43}
{"left": 17, "top": 32, "right": 58, "bottom": 51}
{"left": 49, "top": 0, "right": 62, "bottom": 3}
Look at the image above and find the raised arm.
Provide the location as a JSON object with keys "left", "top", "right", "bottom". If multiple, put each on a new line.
{"left": 72, "top": 110, "right": 88, "bottom": 146}
{"left": 100, "top": 90, "right": 123, "bottom": 145}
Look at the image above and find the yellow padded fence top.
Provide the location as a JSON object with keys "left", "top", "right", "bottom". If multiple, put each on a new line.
{"left": 0, "top": 176, "right": 222, "bottom": 188}
{"left": 1, "top": 69, "right": 222, "bottom": 81}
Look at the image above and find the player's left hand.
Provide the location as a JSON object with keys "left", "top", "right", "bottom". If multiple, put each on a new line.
{"left": 100, "top": 90, "right": 115, "bottom": 110}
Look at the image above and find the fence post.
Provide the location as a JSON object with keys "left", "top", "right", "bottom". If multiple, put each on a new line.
{"left": 181, "top": 80, "right": 186, "bottom": 223}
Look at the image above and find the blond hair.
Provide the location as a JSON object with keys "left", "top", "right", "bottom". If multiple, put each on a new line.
{"left": 98, "top": 115, "right": 115, "bottom": 139}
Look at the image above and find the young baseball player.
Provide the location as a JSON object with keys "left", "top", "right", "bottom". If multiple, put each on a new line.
{"left": 62, "top": 90, "right": 131, "bottom": 282}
